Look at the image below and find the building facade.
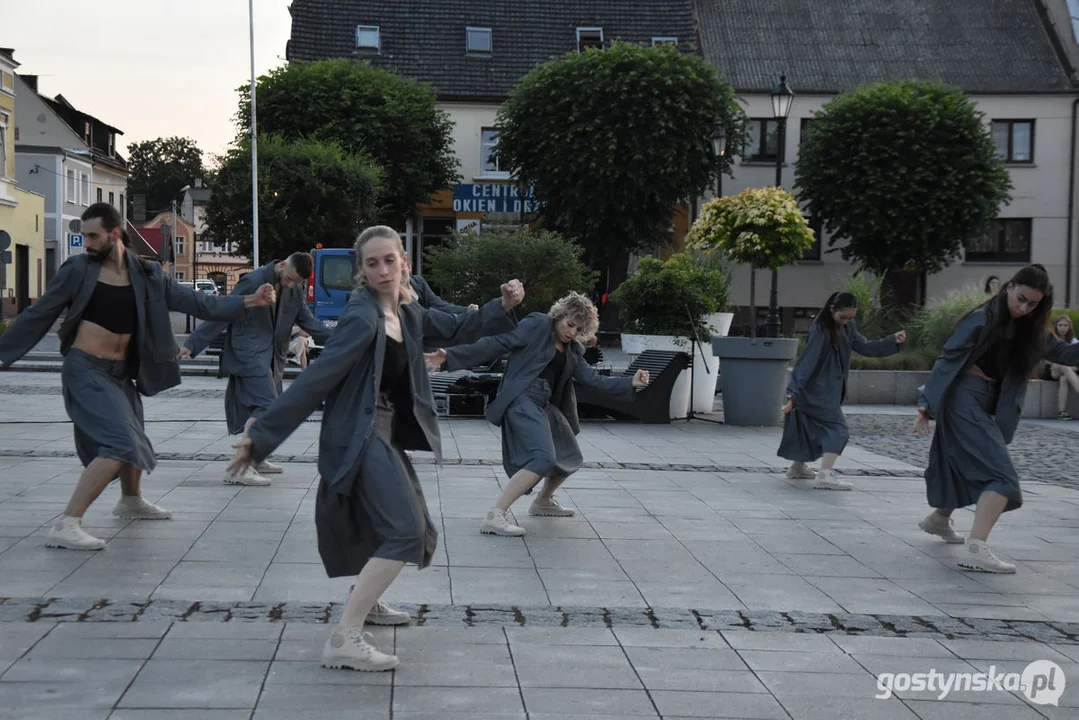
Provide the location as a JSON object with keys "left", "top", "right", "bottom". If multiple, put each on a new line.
{"left": 179, "top": 179, "right": 248, "bottom": 292}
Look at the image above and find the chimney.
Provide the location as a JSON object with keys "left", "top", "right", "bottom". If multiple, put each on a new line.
{"left": 21, "top": 74, "right": 38, "bottom": 92}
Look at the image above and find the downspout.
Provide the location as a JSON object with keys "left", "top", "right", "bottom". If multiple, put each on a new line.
{"left": 1069, "top": 97, "right": 1077, "bottom": 307}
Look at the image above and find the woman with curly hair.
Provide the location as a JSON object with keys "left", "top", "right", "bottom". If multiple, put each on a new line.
{"left": 427, "top": 292, "right": 649, "bottom": 536}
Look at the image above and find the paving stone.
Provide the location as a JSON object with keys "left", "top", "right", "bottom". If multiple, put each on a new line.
{"left": 742, "top": 610, "right": 792, "bottom": 629}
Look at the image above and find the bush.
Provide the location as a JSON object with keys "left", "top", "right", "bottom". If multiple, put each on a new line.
{"left": 424, "top": 228, "right": 597, "bottom": 316}
{"left": 850, "top": 348, "right": 939, "bottom": 371}
{"left": 838, "top": 271, "right": 892, "bottom": 341}
{"left": 908, "top": 284, "right": 987, "bottom": 351}
{"left": 611, "top": 252, "right": 731, "bottom": 341}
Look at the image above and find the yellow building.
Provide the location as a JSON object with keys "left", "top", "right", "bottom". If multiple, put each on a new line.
{"left": 0, "top": 49, "right": 47, "bottom": 318}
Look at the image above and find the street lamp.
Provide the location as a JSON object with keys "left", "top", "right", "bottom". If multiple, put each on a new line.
{"left": 765, "top": 73, "right": 794, "bottom": 338}
{"left": 710, "top": 125, "right": 727, "bottom": 198}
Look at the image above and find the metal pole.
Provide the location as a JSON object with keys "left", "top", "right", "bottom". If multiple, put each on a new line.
{"left": 171, "top": 200, "right": 178, "bottom": 279}
{"left": 248, "top": 0, "right": 260, "bottom": 269}
{"left": 765, "top": 117, "right": 786, "bottom": 338}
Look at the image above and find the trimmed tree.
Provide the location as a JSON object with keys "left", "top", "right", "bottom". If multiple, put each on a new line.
{"left": 795, "top": 80, "right": 1013, "bottom": 302}
{"left": 686, "top": 187, "right": 816, "bottom": 337}
{"left": 236, "top": 59, "right": 458, "bottom": 226}
{"left": 126, "top": 136, "right": 206, "bottom": 214}
{"left": 205, "top": 135, "right": 381, "bottom": 261}
{"left": 494, "top": 42, "right": 746, "bottom": 274}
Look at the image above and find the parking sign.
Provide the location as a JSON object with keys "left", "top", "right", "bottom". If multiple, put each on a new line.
{"left": 70, "top": 234, "right": 84, "bottom": 248}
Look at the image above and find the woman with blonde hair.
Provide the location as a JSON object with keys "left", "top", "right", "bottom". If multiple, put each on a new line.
{"left": 227, "top": 225, "right": 523, "bottom": 671}
{"left": 1048, "top": 314, "right": 1079, "bottom": 419}
{"left": 427, "top": 292, "right": 649, "bottom": 536}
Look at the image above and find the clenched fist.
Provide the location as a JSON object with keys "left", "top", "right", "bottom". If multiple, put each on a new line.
{"left": 500, "top": 279, "right": 525, "bottom": 311}
{"left": 246, "top": 283, "right": 276, "bottom": 308}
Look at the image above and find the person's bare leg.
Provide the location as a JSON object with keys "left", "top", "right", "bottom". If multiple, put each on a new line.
{"left": 339, "top": 558, "right": 405, "bottom": 628}
{"left": 119, "top": 465, "right": 141, "bottom": 497}
{"left": 537, "top": 471, "right": 568, "bottom": 499}
{"left": 64, "top": 458, "right": 124, "bottom": 517}
{"left": 969, "top": 490, "right": 1008, "bottom": 541}
{"left": 495, "top": 470, "right": 542, "bottom": 511}
{"left": 820, "top": 452, "right": 840, "bottom": 470}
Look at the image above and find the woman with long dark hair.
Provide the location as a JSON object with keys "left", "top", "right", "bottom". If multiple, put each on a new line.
{"left": 916, "top": 264, "right": 1079, "bottom": 573}
{"left": 779, "top": 291, "right": 906, "bottom": 489}
{"left": 1048, "top": 315, "right": 1079, "bottom": 420}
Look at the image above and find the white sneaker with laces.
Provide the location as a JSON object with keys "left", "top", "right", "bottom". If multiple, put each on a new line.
{"left": 366, "top": 599, "right": 411, "bottom": 626}
{"left": 528, "top": 495, "right": 575, "bottom": 517}
{"left": 813, "top": 469, "right": 852, "bottom": 491}
{"left": 480, "top": 507, "right": 526, "bottom": 536}
{"left": 113, "top": 495, "right": 173, "bottom": 520}
{"left": 256, "top": 460, "right": 284, "bottom": 474}
{"left": 321, "top": 626, "right": 399, "bottom": 671}
{"left": 918, "top": 511, "right": 964, "bottom": 544}
{"left": 786, "top": 462, "right": 816, "bottom": 480}
{"left": 224, "top": 466, "right": 271, "bottom": 486}
{"left": 958, "top": 538, "right": 1016, "bottom": 574}
{"left": 45, "top": 516, "right": 106, "bottom": 551}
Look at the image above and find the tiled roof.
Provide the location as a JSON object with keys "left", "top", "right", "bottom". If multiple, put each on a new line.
{"left": 287, "top": 0, "right": 697, "bottom": 100}
{"left": 694, "top": 0, "right": 1075, "bottom": 94}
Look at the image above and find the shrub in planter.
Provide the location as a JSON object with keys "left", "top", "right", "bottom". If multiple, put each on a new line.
{"left": 686, "top": 186, "right": 816, "bottom": 337}
{"left": 611, "top": 252, "right": 730, "bottom": 342}
{"left": 424, "top": 228, "right": 598, "bottom": 316}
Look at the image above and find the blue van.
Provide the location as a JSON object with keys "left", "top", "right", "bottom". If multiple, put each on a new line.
{"left": 306, "top": 247, "right": 357, "bottom": 356}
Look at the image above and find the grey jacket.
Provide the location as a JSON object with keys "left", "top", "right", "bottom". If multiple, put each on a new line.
{"left": 0, "top": 251, "right": 248, "bottom": 396}
{"left": 184, "top": 262, "right": 330, "bottom": 378}
{"left": 788, "top": 319, "right": 900, "bottom": 411}
{"left": 246, "top": 288, "right": 513, "bottom": 487}
{"left": 919, "top": 300, "right": 1079, "bottom": 443}
{"left": 410, "top": 275, "right": 470, "bottom": 315}
{"left": 443, "top": 312, "right": 635, "bottom": 432}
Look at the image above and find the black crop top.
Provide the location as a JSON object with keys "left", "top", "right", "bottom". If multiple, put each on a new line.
{"left": 380, "top": 336, "right": 411, "bottom": 404}
{"left": 81, "top": 281, "right": 137, "bottom": 336}
{"left": 973, "top": 335, "right": 1012, "bottom": 382}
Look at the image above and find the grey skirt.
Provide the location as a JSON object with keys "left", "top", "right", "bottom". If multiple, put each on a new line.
{"left": 501, "top": 378, "right": 583, "bottom": 481}
{"left": 314, "top": 398, "right": 438, "bottom": 578}
{"left": 225, "top": 371, "right": 280, "bottom": 436}
{"left": 61, "top": 347, "right": 156, "bottom": 472}
{"left": 777, "top": 404, "right": 849, "bottom": 462}
{"left": 924, "top": 372, "right": 1022, "bottom": 512}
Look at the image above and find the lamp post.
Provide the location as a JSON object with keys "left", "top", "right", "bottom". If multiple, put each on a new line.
{"left": 766, "top": 73, "right": 794, "bottom": 338}
{"left": 248, "top": 0, "right": 260, "bottom": 268}
{"left": 710, "top": 125, "right": 727, "bottom": 199}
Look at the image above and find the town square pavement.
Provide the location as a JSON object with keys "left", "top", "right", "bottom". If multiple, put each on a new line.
{"left": 1, "top": 370, "right": 1078, "bottom": 719}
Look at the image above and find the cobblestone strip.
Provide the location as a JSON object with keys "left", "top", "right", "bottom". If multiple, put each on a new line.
{"left": 1, "top": 597, "right": 1076, "bottom": 643}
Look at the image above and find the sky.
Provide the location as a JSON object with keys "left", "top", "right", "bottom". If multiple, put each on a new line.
{"left": 4, "top": 0, "right": 293, "bottom": 164}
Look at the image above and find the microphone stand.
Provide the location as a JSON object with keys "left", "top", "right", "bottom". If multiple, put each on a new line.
{"left": 684, "top": 303, "right": 723, "bottom": 425}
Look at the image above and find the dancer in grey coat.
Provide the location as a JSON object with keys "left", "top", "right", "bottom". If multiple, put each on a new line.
{"left": 226, "top": 225, "right": 525, "bottom": 672}
{"left": 0, "top": 203, "right": 276, "bottom": 550}
{"left": 182, "top": 253, "right": 330, "bottom": 484}
{"left": 779, "top": 291, "right": 905, "bottom": 490}
{"left": 915, "top": 264, "right": 1079, "bottom": 573}
{"left": 428, "top": 292, "right": 649, "bottom": 536}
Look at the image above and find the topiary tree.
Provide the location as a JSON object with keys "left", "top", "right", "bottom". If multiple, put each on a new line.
{"left": 495, "top": 42, "right": 746, "bottom": 283}
{"left": 424, "top": 228, "right": 597, "bottom": 316}
{"left": 686, "top": 187, "right": 816, "bottom": 337}
{"left": 795, "top": 80, "right": 1012, "bottom": 303}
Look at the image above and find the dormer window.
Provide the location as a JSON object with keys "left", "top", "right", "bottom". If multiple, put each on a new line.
{"left": 108, "top": 133, "right": 116, "bottom": 157}
{"left": 83, "top": 120, "right": 91, "bottom": 143}
{"left": 355, "top": 25, "right": 381, "bottom": 54}
{"left": 576, "top": 27, "right": 603, "bottom": 52}
{"left": 466, "top": 26, "right": 492, "bottom": 55}
{"left": 651, "top": 37, "right": 678, "bottom": 47}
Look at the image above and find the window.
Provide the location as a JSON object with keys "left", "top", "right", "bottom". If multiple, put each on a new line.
{"left": 799, "top": 117, "right": 816, "bottom": 147}
{"left": 992, "top": 120, "right": 1034, "bottom": 163}
{"left": 119, "top": 194, "right": 124, "bottom": 220}
{"left": 745, "top": 118, "right": 779, "bottom": 162}
{"left": 108, "top": 190, "right": 115, "bottom": 206}
{"left": 802, "top": 216, "right": 823, "bottom": 261}
{"left": 577, "top": 27, "right": 603, "bottom": 52}
{"left": 96, "top": 188, "right": 102, "bottom": 202}
{"left": 0, "top": 126, "right": 6, "bottom": 179}
{"left": 480, "top": 127, "right": 506, "bottom": 175}
{"left": 176, "top": 236, "right": 185, "bottom": 256}
{"left": 83, "top": 121, "right": 91, "bottom": 143}
{"left": 355, "top": 25, "right": 381, "bottom": 53}
{"left": 651, "top": 37, "right": 678, "bottom": 46}
{"left": 965, "top": 218, "right": 1032, "bottom": 262}
{"left": 466, "top": 26, "right": 492, "bottom": 54}
{"left": 108, "top": 133, "right": 115, "bottom": 156}
{"left": 1, "top": 71, "right": 11, "bottom": 90}
{"left": 66, "top": 169, "right": 76, "bottom": 202}
{"left": 321, "top": 254, "right": 355, "bottom": 291}
{"left": 80, "top": 174, "right": 90, "bottom": 205}
{"left": 175, "top": 271, "right": 185, "bottom": 281}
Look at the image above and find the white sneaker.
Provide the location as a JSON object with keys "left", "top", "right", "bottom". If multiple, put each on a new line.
{"left": 321, "top": 626, "right": 399, "bottom": 671}
{"left": 958, "top": 538, "right": 1016, "bottom": 574}
{"left": 366, "top": 599, "right": 411, "bottom": 626}
{"left": 480, "top": 507, "right": 526, "bottom": 536}
{"left": 786, "top": 462, "right": 816, "bottom": 480}
{"left": 113, "top": 495, "right": 173, "bottom": 520}
{"left": 255, "top": 460, "right": 284, "bottom": 474}
{"left": 918, "top": 511, "right": 964, "bottom": 544}
{"left": 45, "top": 516, "right": 106, "bottom": 551}
{"left": 813, "top": 469, "right": 852, "bottom": 491}
{"left": 224, "top": 466, "right": 271, "bottom": 486}
{"left": 528, "top": 495, "right": 575, "bottom": 517}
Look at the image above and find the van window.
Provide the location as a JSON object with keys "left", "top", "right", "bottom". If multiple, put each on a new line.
{"left": 321, "top": 255, "right": 355, "bottom": 291}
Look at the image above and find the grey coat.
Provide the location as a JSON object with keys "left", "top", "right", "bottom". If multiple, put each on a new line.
{"left": 246, "top": 288, "right": 512, "bottom": 487}
{"left": 443, "top": 312, "right": 635, "bottom": 432}
{"left": 410, "top": 275, "right": 470, "bottom": 315}
{"left": 184, "top": 262, "right": 330, "bottom": 378}
{"left": 918, "top": 300, "right": 1079, "bottom": 444}
{"left": 0, "top": 251, "right": 247, "bottom": 396}
{"left": 787, "top": 319, "right": 900, "bottom": 412}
